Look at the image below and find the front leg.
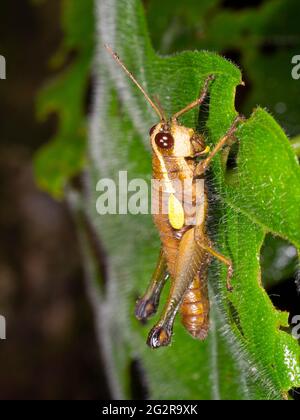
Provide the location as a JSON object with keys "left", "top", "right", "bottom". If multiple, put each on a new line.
{"left": 195, "top": 115, "right": 245, "bottom": 176}
{"left": 135, "top": 248, "right": 169, "bottom": 322}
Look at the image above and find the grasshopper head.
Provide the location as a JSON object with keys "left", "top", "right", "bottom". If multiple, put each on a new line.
{"left": 150, "top": 120, "right": 202, "bottom": 158}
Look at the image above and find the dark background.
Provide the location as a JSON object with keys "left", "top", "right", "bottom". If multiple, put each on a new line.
{"left": 0, "top": 0, "right": 299, "bottom": 399}
{"left": 0, "top": 0, "right": 109, "bottom": 399}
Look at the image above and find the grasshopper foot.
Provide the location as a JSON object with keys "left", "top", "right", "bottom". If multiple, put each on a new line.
{"left": 147, "top": 324, "right": 172, "bottom": 348}
{"left": 135, "top": 297, "right": 158, "bottom": 322}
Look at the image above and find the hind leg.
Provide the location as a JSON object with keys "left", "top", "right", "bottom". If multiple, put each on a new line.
{"left": 147, "top": 228, "right": 203, "bottom": 348}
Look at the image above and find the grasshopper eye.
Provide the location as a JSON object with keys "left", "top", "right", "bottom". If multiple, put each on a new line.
{"left": 149, "top": 125, "right": 157, "bottom": 136}
{"left": 155, "top": 132, "right": 174, "bottom": 150}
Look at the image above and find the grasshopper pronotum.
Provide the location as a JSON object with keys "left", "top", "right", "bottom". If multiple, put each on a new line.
{"left": 105, "top": 45, "right": 244, "bottom": 349}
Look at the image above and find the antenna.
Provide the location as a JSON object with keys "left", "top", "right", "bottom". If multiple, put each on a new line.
{"left": 153, "top": 94, "right": 167, "bottom": 122}
{"left": 104, "top": 44, "right": 165, "bottom": 121}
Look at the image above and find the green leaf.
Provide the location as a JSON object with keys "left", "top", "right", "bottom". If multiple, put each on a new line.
{"left": 261, "top": 234, "right": 298, "bottom": 289}
{"left": 145, "top": 0, "right": 300, "bottom": 293}
{"left": 34, "top": 0, "right": 95, "bottom": 199}
{"left": 145, "top": 0, "right": 300, "bottom": 137}
{"left": 145, "top": 0, "right": 220, "bottom": 53}
{"left": 82, "top": 0, "right": 300, "bottom": 399}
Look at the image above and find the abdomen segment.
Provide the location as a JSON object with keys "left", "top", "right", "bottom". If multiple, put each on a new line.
{"left": 180, "top": 272, "right": 210, "bottom": 340}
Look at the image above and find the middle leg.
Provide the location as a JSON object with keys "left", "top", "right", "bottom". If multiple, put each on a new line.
{"left": 194, "top": 226, "right": 234, "bottom": 292}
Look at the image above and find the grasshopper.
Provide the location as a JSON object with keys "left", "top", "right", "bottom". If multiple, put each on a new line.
{"left": 105, "top": 45, "right": 244, "bottom": 349}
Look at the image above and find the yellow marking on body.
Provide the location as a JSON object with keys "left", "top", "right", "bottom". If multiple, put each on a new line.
{"left": 151, "top": 134, "right": 175, "bottom": 193}
{"left": 168, "top": 193, "right": 185, "bottom": 230}
{"left": 199, "top": 145, "right": 210, "bottom": 155}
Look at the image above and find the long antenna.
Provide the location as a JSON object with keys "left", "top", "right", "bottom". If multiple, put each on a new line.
{"left": 104, "top": 44, "right": 165, "bottom": 121}
{"left": 153, "top": 94, "right": 167, "bottom": 121}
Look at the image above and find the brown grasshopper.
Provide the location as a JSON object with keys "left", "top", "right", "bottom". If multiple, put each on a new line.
{"left": 105, "top": 45, "right": 244, "bottom": 349}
